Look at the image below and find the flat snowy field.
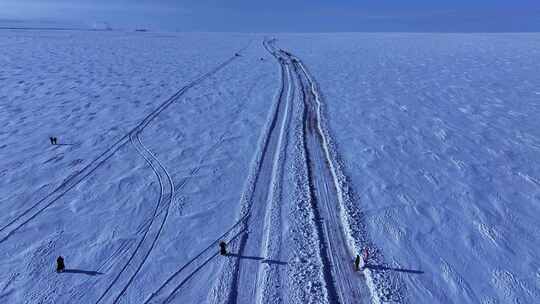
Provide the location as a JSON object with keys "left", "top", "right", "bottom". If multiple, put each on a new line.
{"left": 0, "top": 30, "right": 539, "bottom": 304}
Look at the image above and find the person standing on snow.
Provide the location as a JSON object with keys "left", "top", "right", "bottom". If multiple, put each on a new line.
{"left": 219, "top": 241, "right": 227, "bottom": 256}
{"left": 355, "top": 255, "right": 361, "bottom": 271}
{"left": 56, "top": 256, "right": 65, "bottom": 273}
{"left": 355, "top": 248, "right": 370, "bottom": 271}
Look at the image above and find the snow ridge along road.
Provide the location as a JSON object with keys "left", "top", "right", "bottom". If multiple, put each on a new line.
{"left": 291, "top": 56, "right": 371, "bottom": 303}
{"left": 209, "top": 38, "right": 373, "bottom": 304}
{"left": 271, "top": 38, "right": 372, "bottom": 303}
{"left": 0, "top": 53, "right": 241, "bottom": 245}
{"left": 290, "top": 49, "right": 405, "bottom": 303}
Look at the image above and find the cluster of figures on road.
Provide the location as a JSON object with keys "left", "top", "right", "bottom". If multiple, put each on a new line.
{"left": 49, "top": 137, "right": 59, "bottom": 145}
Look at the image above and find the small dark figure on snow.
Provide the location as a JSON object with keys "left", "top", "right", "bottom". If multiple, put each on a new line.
{"left": 354, "top": 255, "right": 360, "bottom": 271}
{"left": 219, "top": 241, "right": 227, "bottom": 256}
{"left": 56, "top": 256, "right": 65, "bottom": 273}
{"left": 53, "top": 137, "right": 58, "bottom": 145}
{"left": 49, "top": 137, "right": 55, "bottom": 145}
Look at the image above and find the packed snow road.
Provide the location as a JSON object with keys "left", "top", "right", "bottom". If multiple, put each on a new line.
{"left": 226, "top": 41, "right": 293, "bottom": 304}
{"left": 209, "top": 39, "right": 377, "bottom": 304}
{"left": 292, "top": 50, "right": 371, "bottom": 303}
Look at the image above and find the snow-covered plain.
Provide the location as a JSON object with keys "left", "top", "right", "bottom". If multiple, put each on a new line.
{"left": 1, "top": 30, "right": 539, "bottom": 304}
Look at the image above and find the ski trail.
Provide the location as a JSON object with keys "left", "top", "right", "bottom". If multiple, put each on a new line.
{"left": 0, "top": 53, "right": 241, "bottom": 245}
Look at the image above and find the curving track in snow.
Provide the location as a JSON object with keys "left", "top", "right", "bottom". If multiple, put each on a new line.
{"left": 0, "top": 54, "right": 240, "bottom": 246}
{"left": 91, "top": 50, "right": 254, "bottom": 303}
{"left": 94, "top": 128, "right": 175, "bottom": 304}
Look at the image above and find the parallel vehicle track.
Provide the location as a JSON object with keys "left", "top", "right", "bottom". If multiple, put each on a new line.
{"left": 226, "top": 40, "right": 294, "bottom": 304}
{"left": 95, "top": 128, "right": 175, "bottom": 304}
{"left": 291, "top": 53, "right": 370, "bottom": 303}
{"left": 205, "top": 38, "right": 295, "bottom": 304}
{"left": 257, "top": 38, "right": 370, "bottom": 303}
{"left": 212, "top": 38, "right": 368, "bottom": 304}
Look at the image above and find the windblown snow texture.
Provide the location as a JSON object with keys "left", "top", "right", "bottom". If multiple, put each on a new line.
{"left": 1, "top": 30, "right": 539, "bottom": 304}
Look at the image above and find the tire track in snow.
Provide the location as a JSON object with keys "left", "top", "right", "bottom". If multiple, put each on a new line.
{"left": 290, "top": 58, "right": 342, "bottom": 304}
{"left": 228, "top": 42, "right": 293, "bottom": 304}
{"left": 141, "top": 69, "right": 274, "bottom": 304}
{"left": 143, "top": 225, "right": 247, "bottom": 304}
{"left": 72, "top": 82, "right": 257, "bottom": 302}
{"left": 291, "top": 47, "right": 406, "bottom": 304}
{"left": 207, "top": 39, "right": 293, "bottom": 304}
{"left": 94, "top": 127, "right": 175, "bottom": 304}
{"left": 133, "top": 76, "right": 263, "bottom": 235}
{"left": 94, "top": 45, "right": 259, "bottom": 303}
{"left": 290, "top": 49, "right": 370, "bottom": 303}
{"left": 0, "top": 53, "right": 240, "bottom": 245}
{"left": 255, "top": 39, "right": 295, "bottom": 304}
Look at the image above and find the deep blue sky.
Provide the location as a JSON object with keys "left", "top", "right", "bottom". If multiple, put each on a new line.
{"left": 1, "top": 0, "right": 539, "bottom": 32}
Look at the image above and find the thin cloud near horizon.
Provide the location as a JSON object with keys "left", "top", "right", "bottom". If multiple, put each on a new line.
{"left": 1, "top": 0, "right": 539, "bottom": 32}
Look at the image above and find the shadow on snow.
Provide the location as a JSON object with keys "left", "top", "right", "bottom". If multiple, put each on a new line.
{"left": 63, "top": 269, "right": 104, "bottom": 276}
{"left": 365, "top": 264, "right": 424, "bottom": 274}
{"left": 226, "top": 253, "right": 288, "bottom": 266}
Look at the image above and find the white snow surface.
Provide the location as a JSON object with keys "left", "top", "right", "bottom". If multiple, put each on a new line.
{"left": 1, "top": 30, "right": 539, "bottom": 304}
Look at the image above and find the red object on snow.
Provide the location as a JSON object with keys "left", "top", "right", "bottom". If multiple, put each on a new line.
{"left": 363, "top": 248, "right": 369, "bottom": 262}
